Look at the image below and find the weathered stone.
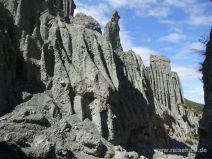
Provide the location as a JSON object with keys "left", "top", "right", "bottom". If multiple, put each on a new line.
{"left": 103, "top": 10, "right": 123, "bottom": 52}
{"left": 196, "top": 29, "right": 212, "bottom": 159}
{"left": 72, "top": 13, "right": 101, "bottom": 33}
{"left": 0, "top": 1, "right": 201, "bottom": 159}
{"left": 147, "top": 55, "right": 184, "bottom": 110}
{"left": 49, "top": 0, "right": 76, "bottom": 22}
{"left": 147, "top": 55, "right": 199, "bottom": 151}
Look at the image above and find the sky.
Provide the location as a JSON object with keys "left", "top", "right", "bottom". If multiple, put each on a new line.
{"left": 74, "top": 0, "right": 212, "bottom": 104}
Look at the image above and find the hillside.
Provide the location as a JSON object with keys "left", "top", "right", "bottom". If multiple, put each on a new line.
{"left": 183, "top": 99, "right": 203, "bottom": 115}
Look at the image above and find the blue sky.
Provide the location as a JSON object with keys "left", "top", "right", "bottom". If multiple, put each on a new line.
{"left": 75, "top": 0, "right": 212, "bottom": 104}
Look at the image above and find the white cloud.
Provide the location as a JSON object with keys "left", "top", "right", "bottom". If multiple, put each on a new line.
{"left": 184, "top": 86, "right": 204, "bottom": 104}
{"left": 76, "top": 0, "right": 212, "bottom": 26}
{"left": 140, "top": 6, "right": 170, "bottom": 18}
{"left": 172, "top": 64, "right": 202, "bottom": 81}
{"left": 119, "top": 24, "right": 158, "bottom": 66}
{"left": 163, "top": 0, "right": 194, "bottom": 8}
{"left": 158, "top": 19, "right": 177, "bottom": 25}
{"left": 175, "top": 42, "right": 205, "bottom": 59}
{"left": 108, "top": 0, "right": 170, "bottom": 18}
{"left": 75, "top": 2, "right": 110, "bottom": 26}
{"left": 164, "top": 0, "right": 212, "bottom": 26}
{"left": 108, "top": 0, "right": 212, "bottom": 26}
{"left": 108, "top": 0, "right": 157, "bottom": 8}
{"left": 140, "top": 36, "right": 152, "bottom": 43}
{"left": 190, "top": 42, "right": 205, "bottom": 51}
{"left": 119, "top": 27, "right": 133, "bottom": 49}
{"left": 131, "top": 47, "right": 158, "bottom": 66}
{"left": 184, "top": 88, "right": 204, "bottom": 97}
{"left": 75, "top": 1, "right": 158, "bottom": 66}
{"left": 171, "top": 64, "right": 204, "bottom": 103}
{"left": 170, "top": 27, "right": 183, "bottom": 33}
{"left": 188, "top": 15, "right": 212, "bottom": 26}
{"left": 159, "top": 32, "right": 187, "bottom": 43}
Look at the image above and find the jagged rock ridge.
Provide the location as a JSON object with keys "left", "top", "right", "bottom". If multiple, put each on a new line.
{"left": 0, "top": 0, "right": 200, "bottom": 159}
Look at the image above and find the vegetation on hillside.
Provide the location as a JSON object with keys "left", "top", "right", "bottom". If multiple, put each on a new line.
{"left": 179, "top": 98, "right": 204, "bottom": 115}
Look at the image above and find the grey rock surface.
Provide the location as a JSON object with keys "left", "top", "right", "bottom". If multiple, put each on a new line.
{"left": 72, "top": 13, "right": 101, "bottom": 33}
{"left": 0, "top": 0, "right": 200, "bottom": 159}
{"left": 147, "top": 55, "right": 199, "bottom": 151}
{"left": 147, "top": 55, "right": 184, "bottom": 109}
{"left": 103, "top": 11, "right": 123, "bottom": 52}
{"left": 196, "top": 29, "right": 212, "bottom": 159}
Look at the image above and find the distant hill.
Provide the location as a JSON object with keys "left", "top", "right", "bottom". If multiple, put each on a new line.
{"left": 181, "top": 98, "right": 204, "bottom": 115}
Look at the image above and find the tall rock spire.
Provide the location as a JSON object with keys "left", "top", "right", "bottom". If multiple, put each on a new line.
{"left": 0, "top": 1, "right": 202, "bottom": 158}
{"left": 103, "top": 11, "right": 123, "bottom": 53}
{"left": 146, "top": 55, "right": 199, "bottom": 147}
{"left": 147, "top": 55, "right": 184, "bottom": 110}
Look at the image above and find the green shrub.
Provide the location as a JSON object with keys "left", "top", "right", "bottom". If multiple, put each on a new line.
{"left": 178, "top": 98, "right": 204, "bottom": 115}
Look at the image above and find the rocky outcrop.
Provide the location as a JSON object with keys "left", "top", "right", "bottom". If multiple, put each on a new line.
{"left": 72, "top": 13, "right": 101, "bottom": 33}
{"left": 0, "top": 3, "right": 17, "bottom": 115}
{"left": 147, "top": 55, "right": 199, "bottom": 149}
{"left": 0, "top": 1, "right": 167, "bottom": 158}
{"left": 0, "top": 0, "right": 200, "bottom": 159}
{"left": 147, "top": 55, "right": 184, "bottom": 110}
{"left": 103, "top": 11, "right": 123, "bottom": 52}
{"left": 196, "top": 29, "right": 212, "bottom": 159}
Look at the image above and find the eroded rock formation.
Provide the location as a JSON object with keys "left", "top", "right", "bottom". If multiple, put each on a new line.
{"left": 147, "top": 55, "right": 184, "bottom": 109}
{"left": 196, "top": 29, "right": 212, "bottom": 159}
{"left": 0, "top": 2, "right": 17, "bottom": 116}
{"left": 147, "top": 55, "right": 200, "bottom": 151}
{"left": 0, "top": 0, "right": 201, "bottom": 159}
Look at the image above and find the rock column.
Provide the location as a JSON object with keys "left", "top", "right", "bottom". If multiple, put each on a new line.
{"left": 147, "top": 55, "right": 184, "bottom": 110}
{"left": 196, "top": 29, "right": 212, "bottom": 159}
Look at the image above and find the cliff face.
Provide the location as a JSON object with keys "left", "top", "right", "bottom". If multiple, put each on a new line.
{"left": 0, "top": 0, "right": 200, "bottom": 159}
{"left": 147, "top": 55, "right": 184, "bottom": 110}
{"left": 147, "top": 55, "right": 199, "bottom": 148}
{"left": 0, "top": 3, "right": 17, "bottom": 115}
{"left": 196, "top": 30, "right": 212, "bottom": 159}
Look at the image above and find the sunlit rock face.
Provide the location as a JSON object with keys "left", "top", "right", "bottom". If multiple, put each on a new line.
{"left": 147, "top": 55, "right": 184, "bottom": 110}
{"left": 147, "top": 55, "right": 199, "bottom": 150}
{"left": 0, "top": 0, "right": 200, "bottom": 158}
